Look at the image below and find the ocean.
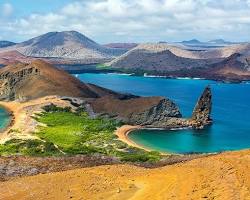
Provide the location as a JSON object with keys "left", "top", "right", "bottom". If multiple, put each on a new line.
{"left": 0, "top": 107, "right": 10, "bottom": 131}
{"left": 75, "top": 73, "right": 250, "bottom": 153}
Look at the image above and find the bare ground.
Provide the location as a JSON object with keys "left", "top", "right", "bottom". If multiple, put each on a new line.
{"left": 0, "top": 149, "right": 249, "bottom": 200}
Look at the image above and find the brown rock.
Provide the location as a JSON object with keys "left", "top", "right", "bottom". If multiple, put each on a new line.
{"left": 190, "top": 86, "right": 212, "bottom": 129}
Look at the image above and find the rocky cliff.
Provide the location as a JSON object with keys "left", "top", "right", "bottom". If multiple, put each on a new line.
{"left": 89, "top": 96, "right": 182, "bottom": 125}
{"left": 190, "top": 86, "right": 212, "bottom": 129}
{"left": 0, "top": 64, "right": 40, "bottom": 100}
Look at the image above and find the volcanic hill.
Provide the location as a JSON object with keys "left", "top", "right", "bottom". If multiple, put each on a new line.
{"left": 0, "top": 60, "right": 121, "bottom": 101}
{"left": 0, "top": 31, "right": 126, "bottom": 63}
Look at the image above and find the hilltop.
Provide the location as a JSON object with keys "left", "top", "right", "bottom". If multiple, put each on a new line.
{"left": 0, "top": 60, "right": 120, "bottom": 101}
{"left": 0, "top": 31, "right": 126, "bottom": 63}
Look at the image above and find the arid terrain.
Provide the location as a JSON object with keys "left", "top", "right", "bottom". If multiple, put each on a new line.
{"left": 0, "top": 149, "right": 249, "bottom": 200}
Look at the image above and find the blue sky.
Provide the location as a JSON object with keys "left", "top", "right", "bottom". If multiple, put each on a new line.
{"left": 0, "top": 0, "right": 250, "bottom": 43}
{"left": 1, "top": 0, "right": 70, "bottom": 15}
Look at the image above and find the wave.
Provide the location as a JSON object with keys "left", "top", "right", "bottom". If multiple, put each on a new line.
{"left": 143, "top": 73, "right": 205, "bottom": 80}
{"left": 107, "top": 72, "right": 133, "bottom": 76}
{"left": 143, "top": 73, "right": 167, "bottom": 78}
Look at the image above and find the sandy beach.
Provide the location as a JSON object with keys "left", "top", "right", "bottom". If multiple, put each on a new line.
{"left": 0, "top": 96, "right": 74, "bottom": 144}
{"left": 115, "top": 125, "right": 144, "bottom": 149}
{"left": 115, "top": 125, "right": 172, "bottom": 155}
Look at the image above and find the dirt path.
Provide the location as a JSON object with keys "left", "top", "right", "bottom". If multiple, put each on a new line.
{"left": 0, "top": 149, "right": 249, "bottom": 200}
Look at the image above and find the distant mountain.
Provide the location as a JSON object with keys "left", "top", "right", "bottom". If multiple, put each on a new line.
{"left": 179, "top": 39, "right": 236, "bottom": 48}
{"left": 108, "top": 43, "right": 250, "bottom": 82}
{"left": 103, "top": 43, "right": 138, "bottom": 50}
{"left": 0, "top": 31, "right": 126, "bottom": 63}
{"left": 108, "top": 43, "right": 219, "bottom": 71}
{"left": 208, "top": 39, "right": 233, "bottom": 45}
{"left": 181, "top": 39, "right": 202, "bottom": 45}
{"left": 0, "top": 41, "right": 16, "bottom": 48}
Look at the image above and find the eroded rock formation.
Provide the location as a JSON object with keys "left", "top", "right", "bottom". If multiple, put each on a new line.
{"left": 190, "top": 86, "right": 212, "bottom": 129}
{"left": 0, "top": 64, "right": 40, "bottom": 101}
{"left": 89, "top": 96, "right": 182, "bottom": 125}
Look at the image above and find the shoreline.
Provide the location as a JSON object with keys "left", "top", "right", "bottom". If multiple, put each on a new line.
{"left": 0, "top": 105, "right": 14, "bottom": 134}
{"left": 0, "top": 96, "right": 75, "bottom": 144}
{"left": 115, "top": 125, "right": 171, "bottom": 155}
{"left": 70, "top": 68, "right": 250, "bottom": 84}
{"left": 115, "top": 125, "right": 225, "bottom": 156}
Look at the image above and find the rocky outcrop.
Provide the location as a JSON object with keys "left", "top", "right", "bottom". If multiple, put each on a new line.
{"left": 0, "top": 64, "right": 40, "bottom": 101}
{"left": 89, "top": 96, "right": 182, "bottom": 125}
{"left": 190, "top": 86, "right": 212, "bottom": 129}
{"left": 130, "top": 98, "right": 182, "bottom": 125}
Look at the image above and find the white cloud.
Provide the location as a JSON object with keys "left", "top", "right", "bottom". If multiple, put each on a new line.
{"left": 1, "top": 3, "right": 13, "bottom": 17}
{"left": 1, "top": 0, "right": 250, "bottom": 42}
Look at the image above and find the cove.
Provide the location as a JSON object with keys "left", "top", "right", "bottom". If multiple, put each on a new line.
{"left": 75, "top": 72, "right": 250, "bottom": 154}
{"left": 0, "top": 107, "right": 11, "bottom": 132}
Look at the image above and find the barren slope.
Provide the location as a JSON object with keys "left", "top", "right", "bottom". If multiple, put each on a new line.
{"left": 0, "top": 150, "right": 249, "bottom": 200}
{"left": 108, "top": 43, "right": 250, "bottom": 81}
{"left": 108, "top": 43, "right": 221, "bottom": 71}
{"left": 0, "top": 60, "right": 120, "bottom": 101}
{"left": 0, "top": 31, "right": 126, "bottom": 60}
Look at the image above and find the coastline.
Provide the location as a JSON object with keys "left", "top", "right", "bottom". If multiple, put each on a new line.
{"left": 0, "top": 96, "right": 74, "bottom": 144}
{"left": 115, "top": 125, "right": 170, "bottom": 155}
{"left": 73, "top": 68, "right": 249, "bottom": 83}
{"left": 0, "top": 105, "right": 14, "bottom": 134}
{"left": 115, "top": 125, "right": 221, "bottom": 156}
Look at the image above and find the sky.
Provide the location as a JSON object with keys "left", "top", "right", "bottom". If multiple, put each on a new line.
{"left": 0, "top": 0, "right": 250, "bottom": 43}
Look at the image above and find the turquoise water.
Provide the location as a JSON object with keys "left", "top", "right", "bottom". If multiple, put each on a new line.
{"left": 76, "top": 73, "right": 250, "bottom": 153}
{"left": 0, "top": 107, "right": 10, "bottom": 131}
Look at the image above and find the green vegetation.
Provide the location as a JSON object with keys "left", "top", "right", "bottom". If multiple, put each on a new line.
{"left": 0, "top": 139, "right": 61, "bottom": 156}
{"left": 0, "top": 105, "right": 161, "bottom": 162}
{"left": 96, "top": 63, "right": 109, "bottom": 69}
